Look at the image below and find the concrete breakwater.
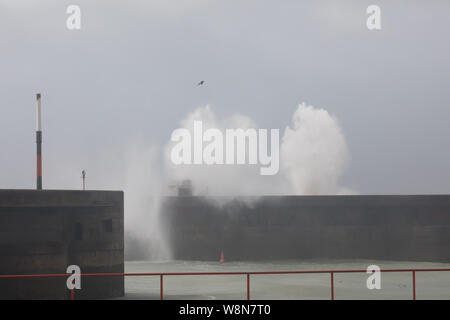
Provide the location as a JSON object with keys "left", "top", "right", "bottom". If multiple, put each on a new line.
{"left": 161, "top": 195, "right": 450, "bottom": 262}
{"left": 0, "top": 190, "right": 124, "bottom": 299}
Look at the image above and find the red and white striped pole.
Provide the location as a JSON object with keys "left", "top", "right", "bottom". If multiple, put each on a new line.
{"left": 82, "top": 170, "right": 86, "bottom": 190}
{"left": 36, "top": 93, "right": 42, "bottom": 190}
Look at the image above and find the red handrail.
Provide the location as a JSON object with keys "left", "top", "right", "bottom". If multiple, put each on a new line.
{"left": 1, "top": 267, "right": 450, "bottom": 300}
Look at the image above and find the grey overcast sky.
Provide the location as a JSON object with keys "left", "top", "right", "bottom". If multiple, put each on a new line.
{"left": 1, "top": 0, "right": 449, "bottom": 194}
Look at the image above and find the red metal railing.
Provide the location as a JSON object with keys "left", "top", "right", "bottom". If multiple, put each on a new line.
{"left": 1, "top": 268, "right": 450, "bottom": 300}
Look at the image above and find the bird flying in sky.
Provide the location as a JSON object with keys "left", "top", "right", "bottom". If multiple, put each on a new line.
{"left": 197, "top": 80, "right": 205, "bottom": 86}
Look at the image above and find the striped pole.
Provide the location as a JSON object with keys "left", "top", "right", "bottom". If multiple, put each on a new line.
{"left": 36, "top": 93, "right": 42, "bottom": 190}
{"left": 82, "top": 170, "right": 86, "bottom": 190}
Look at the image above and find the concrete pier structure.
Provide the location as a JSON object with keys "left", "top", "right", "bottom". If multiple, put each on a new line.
{"left": 0, "top": 190, "right": 124, "bottom": 299}
{"left": 161, "top": 195, "right": 450, "bottom": 262}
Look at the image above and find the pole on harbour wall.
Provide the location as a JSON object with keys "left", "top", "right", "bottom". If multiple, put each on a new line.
{"left": 36, "top": 93, "right": 42, "bottom": 190}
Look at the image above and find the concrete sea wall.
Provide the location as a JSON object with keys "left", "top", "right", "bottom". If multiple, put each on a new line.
{"left": 0, "top": 190, "right": 124, "bottom": 299}
{"left": 161, "top": 195, "right": 450, "bottom": 262}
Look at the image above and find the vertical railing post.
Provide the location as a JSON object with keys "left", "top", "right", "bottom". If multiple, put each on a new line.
{"left": 412, "top": 271, "right": 416, "bottom": 300}
{"left": 69, "top": 277, "right": 75, "bottom": 300}
{"left": 160, "top": 274, "right": 164, "bottom": 300}
{"left": 247, "top": 274, "right": 250, "bottom": 300}
{"left": 330, "top": 272, "right": 334, "bottom": 300}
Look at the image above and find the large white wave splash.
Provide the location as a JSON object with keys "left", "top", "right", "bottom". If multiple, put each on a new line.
{"left": 46, "top": 102, "right": 353, "bottom": 261}
{"left": 164, "top": 102, "right": 354, "bottom": 196}
{"left": 281, "top": 102, "right": 351, "bottom": 195}
{"left": 122, "top": 143, "right": 172, "bottom": 260}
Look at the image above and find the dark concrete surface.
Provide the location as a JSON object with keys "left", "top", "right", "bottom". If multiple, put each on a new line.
{"left": 161, "top": 195, "right": 450, "bottom": 262}
{"left": 0, "top": 189, "right": 124, "bottom": 300}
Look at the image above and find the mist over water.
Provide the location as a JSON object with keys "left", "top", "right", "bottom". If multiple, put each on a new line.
{"left": 281, "top": 103, "right": 352, "bottom": 195}
{"left": 122, "top": 143, "right": 172, "bottom": 261}
{"left": 165, "top": 105, "right": 275, "bottom": 196}
{"left": 123, "top": 102, "right": 354, "bottom": 260}
{"left": 44, "top": 102, "right": 353, "bottom": 261}
{"left": 165, "top": 102, "right": 353, "bottom": 197}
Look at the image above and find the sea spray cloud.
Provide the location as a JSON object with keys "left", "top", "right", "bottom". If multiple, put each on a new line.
{"left": 46, "top": 102, "right": 352, "bottom": 261}
{"left": 165, "top": 106, "right": 285, "bottom": 196}
{"left": 122, "top": 143, "right": 172, "bottom": 260}
{"left": 281, "top": 103, "right": 350, "bottom": 195}
{"left": 44, "top": 141, "right": 173, "bottom": 261}
{"left": 165, "top": 103, "right": 352, "bottom": 196}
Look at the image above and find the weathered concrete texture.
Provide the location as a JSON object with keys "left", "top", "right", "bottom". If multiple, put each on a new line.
{"left": 161, "top": 195, "right": 450, "bottom": 262}
{"left": 0, "top": 190, "right": 124, "bottom": 300}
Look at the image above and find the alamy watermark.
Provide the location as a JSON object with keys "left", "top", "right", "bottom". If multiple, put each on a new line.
{"left": 66, "top": 5, "right": 81, "bottom": 30}
{"left": 66, "top": 265, "right": 81, "bottom": 290}
{"left": 366, "top": 265, "right": 381, "bottom": 290}
{"left": 64, "top": 4, "right": 380, "bottom": 32}
{"left": 367, "top": 5, "right": 381, "bottom": 30}
{"left": 170, "top": 121, "right": 280, "bottom": 175}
